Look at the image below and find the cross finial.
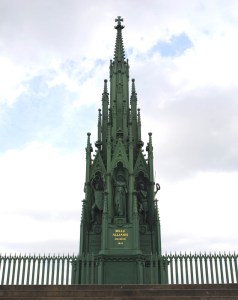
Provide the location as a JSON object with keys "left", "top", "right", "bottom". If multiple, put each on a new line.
{"left": 115, "top": 16, "right": 124, "bottom": 30}
{"left": 115, "top": 16, "right": 123, "bottom": 25}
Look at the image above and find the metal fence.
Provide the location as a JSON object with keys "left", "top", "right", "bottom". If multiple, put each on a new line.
{"left": 0, "top": 253, "right": 237, "bottom": 285}
{"left": 0, "top": 254, "right": 75, "bottom": 285}
{"left": 162, "top": 253, "right": 238, "bottom": 284}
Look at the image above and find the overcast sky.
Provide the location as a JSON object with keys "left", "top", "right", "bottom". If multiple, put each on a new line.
{"left": 0, "top": 0, "right": 238, "bottom": 255}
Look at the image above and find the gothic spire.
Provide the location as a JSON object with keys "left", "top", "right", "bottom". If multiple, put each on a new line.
{"left": 101, "top": 79, "right": 109, "bottom": 156}
{"left": 114, "top": 16, "right": 125, "bottom": 61}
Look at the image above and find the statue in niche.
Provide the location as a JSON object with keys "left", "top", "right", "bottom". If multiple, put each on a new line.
{"left": 137, "top": 182, "right": 148, "bottom": 224}
{"left": 114, "top": 170, "right": 127, "bottom": 217}
{"left": 154, "top": 183, "right": 160, "bottom": 196}
{"left": 91, "top": 174, "right": 104, "bottom": 224}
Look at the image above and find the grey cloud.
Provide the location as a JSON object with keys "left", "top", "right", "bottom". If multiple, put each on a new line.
{"left": 1, "top": 0, "right": 234, "bottom": 63}
{"left": 10, "top": 210, "right": 81, "bottom": 222}
{"left": 137, "top": 84, "right": 238, "bottom": 180}
{"left": 2, "top": 239, "right": 79, "bottom": 255}
{"left": 162, "top": 233, "right": 238, "bottom": 253}
{"left": 157, "top": 87, "right": 238, "bottom": 178}
{"left": 0, "top": 0, "right": 111, "bottom": 62}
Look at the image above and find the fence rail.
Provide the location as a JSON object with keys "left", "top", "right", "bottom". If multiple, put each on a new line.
{"left": 0, "top": 253, "right": 237, "bottom": 285}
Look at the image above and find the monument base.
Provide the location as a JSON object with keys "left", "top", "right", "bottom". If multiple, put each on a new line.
{"left": 0, "top": 284, "right": 237, "bottom": 299}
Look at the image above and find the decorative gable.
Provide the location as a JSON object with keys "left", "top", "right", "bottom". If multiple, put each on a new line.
{"left": 111, "top": 138, "right": 129, "bottom": 169}
{"left": 90, "top": 151, "right": 106, "bottom": 179}
{"left": 134, "top": 150, "right": 149, "bottom": 178}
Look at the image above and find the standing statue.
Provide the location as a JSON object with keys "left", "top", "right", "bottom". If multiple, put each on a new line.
{"left": 114, "top": 173, "right": 127, "bottom": 217}
{"left": 137, "top": 182, "right": 148, "bottom": 224}
{"left": 91, "top": 177, "right": 104, "bottom": 224}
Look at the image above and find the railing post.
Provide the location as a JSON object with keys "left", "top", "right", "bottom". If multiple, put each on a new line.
{"left": 91, "top": 253, "right": 94, "bottom": 284}
{"left": 175, "top": 254, "right": 179, "bottom": 284}
{"left": 41, "top": 255, "right": 46, "bottom": 285}
{"left": 184, "top": 254, "right": 189, "bottom": 284}
{"left": 36, "top": 256, "right": 40, "bottom": 285}
{"left": 170, "top": 254, "right": 174, "bottom": 284}
{"left": 51, "top": 255, "right": 55, "bottom": 284}
{"left": 16, "top": 256, "right": 21, "bottom": 285}
{"left": 61, "top": 256, "right": 65, "bottom": 284}
{"left": 31, "top": 255, "right": 36, "bottom": 285}
{"left": 204, "top": 254, "right": 209, "bottom": 284}
{"left": 194, "top": 254, "right": 199, "bottom": 284}
{"left": 224, "top": 254, "right": 229, "bottom": 283}
{"left": 159, "top": 255, "right": 166, "bottom": 283}
{"left": 66, "top": 255, "right": 70, "bottom": 284}
{"left": 150, "top": 253, "right": 153, "bottom": 284}
{"left": 210, "top": 254, "right": 214, "bottom": 284}
{"left": 11, "top": 255, "right": 16, "bottom": 284}
{"left": 6, "top": 255, "right": 11, "bottom": 285}
{"left": 190, "top": 254, "right": 194, "bottom": 284}
{"left": 86, "top": 254, "right": 90, "bottom": 284}
{"left": 234, "top": 254, "right": 238, "bottom": 283}
{"left": 180, "top": 254, "right": 184, "bottom": 284}
{"left": 81, "top": 254, "right": 85, "bottom": 284}
{"left": 26, "top": 256, "right": 31, "bottom": 285}
{"left": 215, "top": 254, "right": 221, "bottom": 283}
{"left": 200, "top": 254, "right": 204, "bottom": 284}
{"left": 55, "top": 256, "right": 59, "bottom": 284}
{"left": 21, "top": 255, "right": 26, "bottom": 285}
{"left": 46, "top": 255, "right": 51, "bottom": 284}
{"left": 155, "top": 252, "right": 158, "bottom": 283}
{"left": 1, "top": 255, "right": 7, "bottom": 285}
{"left": 219, "top": 254, "right": 224, "bottom": 284}
{"left": 72, "top": 255, "right": 79, "bottom": 285}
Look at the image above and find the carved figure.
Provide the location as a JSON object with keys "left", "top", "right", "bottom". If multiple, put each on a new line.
{"left": 114, "top": 173, "right": 127, "bottom": 217}
{"left": 91, "top": 177, "right": 104, "bottom": 224}
{"left": 137, "top": 182, "right": 148, "bottom": 224}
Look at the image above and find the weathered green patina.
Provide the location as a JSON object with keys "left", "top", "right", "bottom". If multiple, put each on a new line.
{"left": 78, "top": 17, "right": 163, "bottom": 284}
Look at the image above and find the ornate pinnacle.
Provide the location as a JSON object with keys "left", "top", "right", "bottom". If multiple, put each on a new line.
{"left": 86, "top": 132, "right": 93, "bottom": 153}
{"left": 146, "top": 132, "right": 153, "bottom": 152}
{"left": 132, "top": 78, "right": 136, "bottom": 94}
{"left": 130, "top": 79, "right": 137, "bottom": 108}
{"left": 137, "top": 108, "right": 144, "bottom": 148}
{"left": 103, "top": 79, "right": 108, "bottom": 94}
{"left": 114, "top": 16, "right": 125, "bottom": 61}
{"left": 95, "top": 109, "right": 102, "bottom": 148}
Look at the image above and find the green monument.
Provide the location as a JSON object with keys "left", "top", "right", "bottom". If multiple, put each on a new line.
{"left": 78, "top": 16, "right": 163, "bottom": 284}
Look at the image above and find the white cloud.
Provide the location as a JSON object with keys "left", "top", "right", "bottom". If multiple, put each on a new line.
{"left": 0, "top": 57, "right": 28, "bottom": 105}
{"left": 0, "top": 142, "right": 84, "bottom": 210}
{"left": 171, "top": 31, "right": 238, "bottom": 91}
{"left": 160, "top": 171, "right": 238, "bottom": 252}
{"left": 0, "top": 142, "right": 83, "bottom": 253}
